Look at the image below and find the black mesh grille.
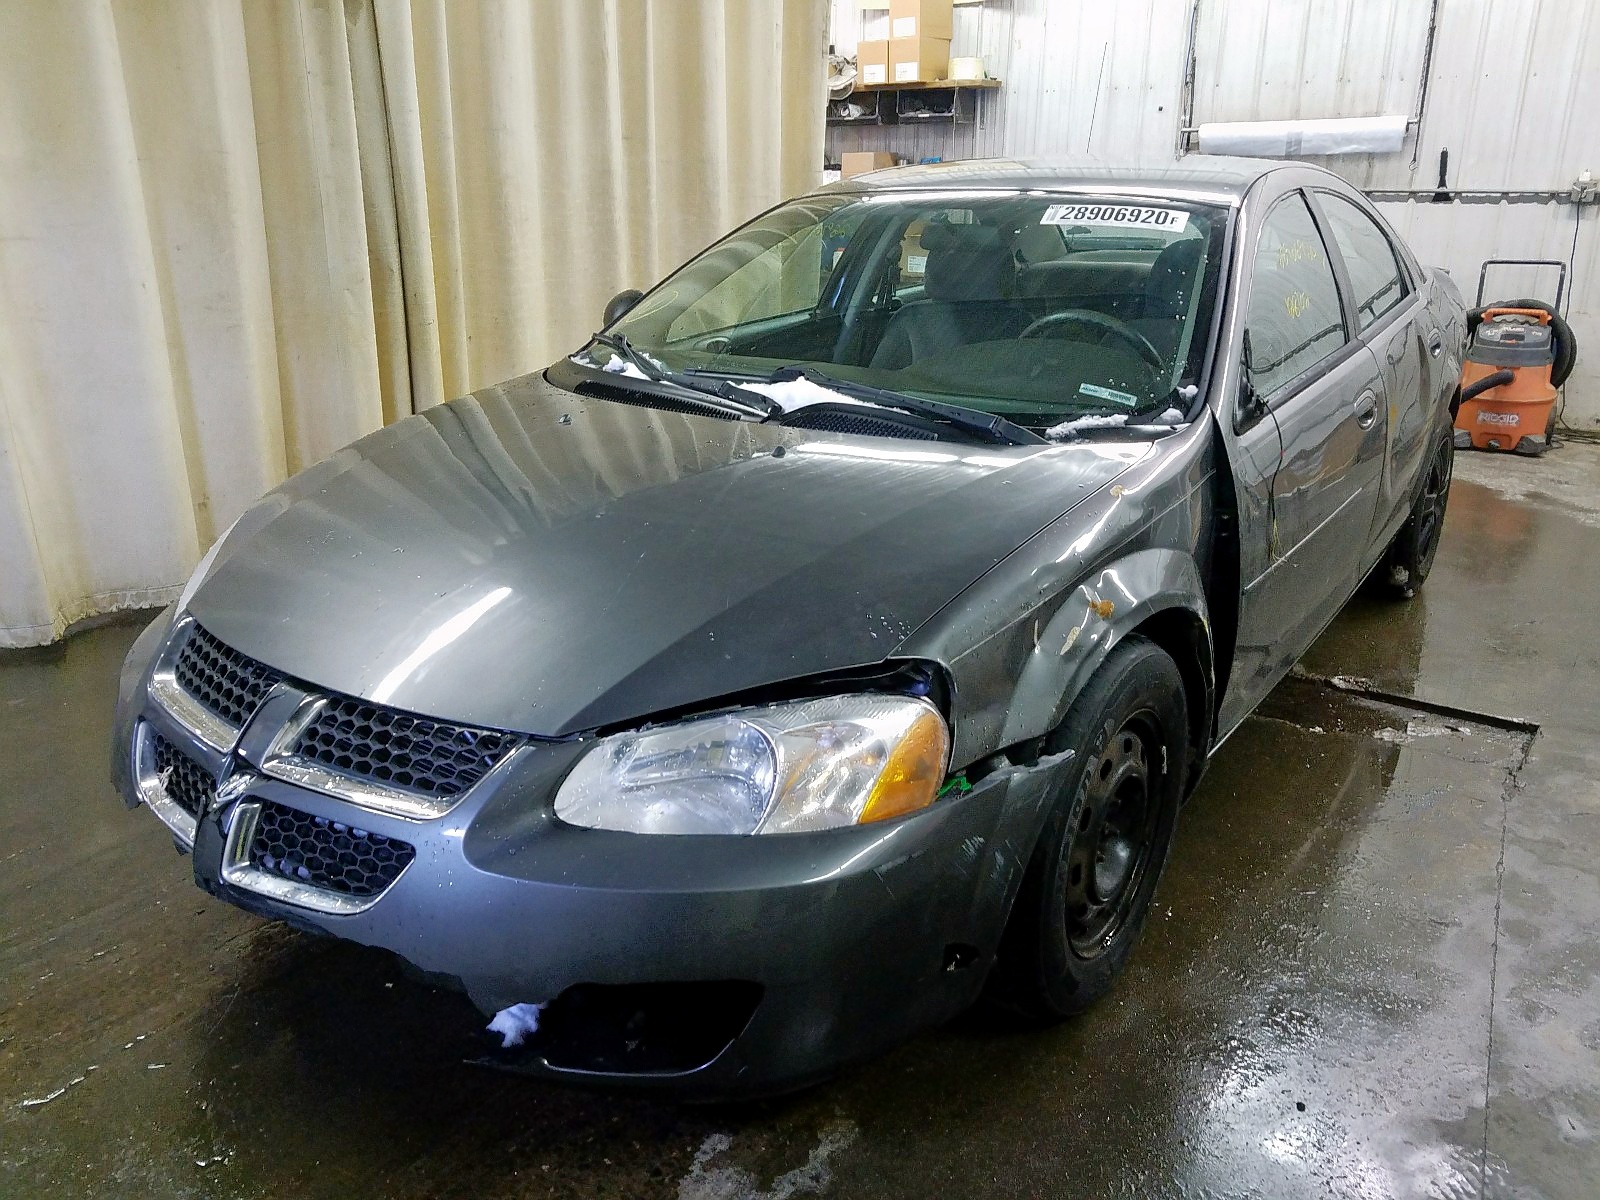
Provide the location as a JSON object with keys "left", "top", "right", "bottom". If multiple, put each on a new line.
{"left": 291, "top": 698, "right": 517, "bottom": 798}
{"left": 249, "top": 800, "right": 415, "bottom": 898}
{"left": 779, "top": 408, "right": 941, "bottom": 440}
{"left": 173, "top": 624, "right": 284, "bottom": 729}
{"left": 151, "top": 733, "right": 214, "bottom": 817}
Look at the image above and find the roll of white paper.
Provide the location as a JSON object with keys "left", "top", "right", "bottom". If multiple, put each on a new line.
{"left": 1196, "top": 114, "right": 1410, "bottom": 157}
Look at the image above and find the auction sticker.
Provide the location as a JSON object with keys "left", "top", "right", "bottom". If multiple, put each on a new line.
{"left": 1079, "top": 382, "right": 1139, "bottom": 407}
{"left": 1042, "top": 203, "right": 1190, "bottom": 232}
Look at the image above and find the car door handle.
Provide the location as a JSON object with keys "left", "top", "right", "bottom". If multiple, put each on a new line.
{"left": 1427, "top": 330, "right": 1444, "bottom": 357}
{"left": 1354, "top": 391, "right": 1379, "bottom": 430}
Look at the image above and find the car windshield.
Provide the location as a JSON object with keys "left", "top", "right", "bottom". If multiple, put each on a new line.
{"left": 596, "top": 190, "right": 1229, "bottom": 430}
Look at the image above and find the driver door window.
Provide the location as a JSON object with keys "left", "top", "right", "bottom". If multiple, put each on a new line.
{"left": 1245, "top": 194, "right": 1348, "bottom": 397}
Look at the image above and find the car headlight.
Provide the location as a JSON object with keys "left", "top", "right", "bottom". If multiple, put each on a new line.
{"left": 553, "top": 694, "right": 950, "bottom": 835}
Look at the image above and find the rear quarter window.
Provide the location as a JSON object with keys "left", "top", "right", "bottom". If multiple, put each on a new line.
{"left": 1317, "top": 192, "right": 1409, "bottom": 331}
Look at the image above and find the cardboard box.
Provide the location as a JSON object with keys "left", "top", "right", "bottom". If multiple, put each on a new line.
{"left": 897, "top": 220, "right": 930, "bottom": 278}
{"left": 840, "top": 151, "right": 897, "bottom": 179}
{"left": 889, "top": 0, "right": 953, "bottom": 40}
{"left": 856, "top": 39, "right": 889, "bottom": 87}
{"left": 889, "top": 35, "right": 950, "bottom": 83}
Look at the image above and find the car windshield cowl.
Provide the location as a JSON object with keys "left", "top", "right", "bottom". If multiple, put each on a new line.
{"left": 602, "top": 189, "right": 1228, "bottom": 436}
{"left": 563, "top": 353, "right": 1048, "bottom": 446}
{"left": 763, "top": 365, "right": 1046, "bottom": 446}
{"left": 688, "top": 362, "right": 1197, "bottom": 441}
{"left": 574, "top": 339, "right": 779, "bottom": 419}
{"left": 1038, "top": 381, "right": 1202, "bottom": 439}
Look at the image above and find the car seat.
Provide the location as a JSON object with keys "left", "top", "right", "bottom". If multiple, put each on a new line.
{"left": 1127, "top": 239, "right": 1205, "bottom": 361}
{"left": 870, "top": 224, "right": 1032, "bottom": 369}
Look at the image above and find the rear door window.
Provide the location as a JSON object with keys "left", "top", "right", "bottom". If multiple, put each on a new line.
{"left": 1316, "top": 192, "right": 1409, "bottom": 331}
{"left": 1245, "top": 193, "right": 1348, "bottom": 397}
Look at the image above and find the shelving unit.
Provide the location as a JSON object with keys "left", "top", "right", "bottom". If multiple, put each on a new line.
{"left": 827, "top": 79, "right": 1000, "bottom": 128}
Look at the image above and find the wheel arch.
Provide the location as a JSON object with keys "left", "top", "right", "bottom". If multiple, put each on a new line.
{"left": 949, "top": 551, "right": 1218, "bottom": 993}
{"left": 1124, "top": 607, "right": 1214, "bottom": 795}
{"left": 997, "top": 548, "right": 1216, "bottom": 780}
{"left": 984, "top": 603, "right": 1202, "bottom": 1017}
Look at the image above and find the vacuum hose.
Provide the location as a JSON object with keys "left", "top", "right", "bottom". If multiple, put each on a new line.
{"left": 1459, "top": 369, "right": 1516, "bottom": 405}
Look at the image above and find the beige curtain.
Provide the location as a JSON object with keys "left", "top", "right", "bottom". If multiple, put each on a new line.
{"left": 0, "top": 0, "right": 825, "bottom": 648}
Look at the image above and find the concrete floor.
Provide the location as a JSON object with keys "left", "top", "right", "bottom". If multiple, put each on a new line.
{"left": 3, "top": 445, "right": 1599, "bottom": 1200}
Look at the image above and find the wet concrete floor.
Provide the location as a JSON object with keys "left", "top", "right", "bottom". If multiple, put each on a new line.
{"left": 3, "top": 445, "right": 1599, "bottom": 1199}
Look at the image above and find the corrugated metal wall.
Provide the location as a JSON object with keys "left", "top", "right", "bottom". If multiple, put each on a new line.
{"left": 829, "top": 0, "right": 1190, "bottom": 163}
{"left": 1192, "top": 0, "right": 1434, "bottom": 134}
{"left": 827, "top": 0, "right": 1600, "bottom": 426}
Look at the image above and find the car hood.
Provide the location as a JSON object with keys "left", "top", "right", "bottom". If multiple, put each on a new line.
{"left": 189, "top": 371, "right": 1148, "bottom": 736}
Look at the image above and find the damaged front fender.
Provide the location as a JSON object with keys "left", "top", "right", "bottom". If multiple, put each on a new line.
{"left": 902, "top": 420, "right": 1218, "bottom": 771}
{"left": 1006, "top": 549, "right": 1212, "bottom": 749}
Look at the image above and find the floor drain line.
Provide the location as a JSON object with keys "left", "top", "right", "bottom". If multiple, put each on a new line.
{"left": 1291, "top": 669, "right": 1541, "bottom": 737}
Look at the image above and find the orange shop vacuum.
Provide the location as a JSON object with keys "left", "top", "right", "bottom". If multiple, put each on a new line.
{"left": 1454, "top": 260, "right": 1578, "bottom": 457}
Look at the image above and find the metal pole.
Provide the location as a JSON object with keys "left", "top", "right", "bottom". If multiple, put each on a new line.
{"left": 1408, "top": 0, "right": 1443, "bottom": 171}
{"left": 1176, "top": 0, "right": 1201, "bottom": 156}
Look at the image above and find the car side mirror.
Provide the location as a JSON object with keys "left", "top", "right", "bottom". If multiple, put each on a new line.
{"left": 602, "top": 289, "right": 644, "bottom": 328}
{"left": 1237, "top": 329, "right": 1268, "bottom": 429}
{"left": 1238, "top": 376, "right": 1268, "bottom": 429}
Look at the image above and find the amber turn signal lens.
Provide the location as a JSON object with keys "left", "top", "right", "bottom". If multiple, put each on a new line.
{"left": 859, "top": 707, "right": 950, "bottom": 824}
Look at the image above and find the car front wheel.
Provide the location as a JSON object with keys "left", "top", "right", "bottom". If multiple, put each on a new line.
{"left": 992, "top": 634, "right": 1187, "bottom": 1020}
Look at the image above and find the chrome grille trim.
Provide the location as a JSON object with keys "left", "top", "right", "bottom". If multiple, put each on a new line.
{"left": 148, "top": 622, "right": 522, "bottom": 822}
{"left": 220, "top": 800, "right": 407, "bottom": 915}
{"left": 150, "top": 732, "right": 215, "bottom": 818}
{"left": 291, "top": 696, "right": 519, "bottom": 796}
{"left": 170, "top": 621, "right": 284, "bottom": 731}
{"left": 149, "top": 668, "right": 235, "bottom": 754}
{"left": 148, "top": 615, "right": 261, "bottom": 752}
{"left": 258, "top": 698, "right": 523, "bottom": 821}
{"left": 133, "top": 722, "right": 201, "bottom": 849}
{"left": 259, "top": 754, "right": 460, "bottom": 821}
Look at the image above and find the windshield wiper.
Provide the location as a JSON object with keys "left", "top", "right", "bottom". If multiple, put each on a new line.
{"left": 587, "top": 332, "right": 778, "bottom": 419}
{"left": 590, "top": 330, "right": 661, "bottom": 380}
{"left": 765, "top": 366, "right": 1045, "bottom": 446}
{"left": 1123, "top": 384, "right": 1200, "bottom": 425}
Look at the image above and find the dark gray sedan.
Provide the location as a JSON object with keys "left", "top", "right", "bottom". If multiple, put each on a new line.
{"left": 112, "top": 157, "right": 1465, "bottom": 1096}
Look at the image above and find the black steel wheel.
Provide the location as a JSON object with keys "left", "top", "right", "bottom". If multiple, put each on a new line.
{"left": 991, "top": 634, "right": 1187, "bottom": 1020}
{"left": 1064, "top": 712, "right": 1164, "bottom": 959}
{"left": 1381, "top": 433, "right": 1453, "bottom": 600}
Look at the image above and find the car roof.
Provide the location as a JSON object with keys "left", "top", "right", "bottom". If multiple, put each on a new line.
{"left": 815, "top": 155, "right": 1297, "bottom": 206}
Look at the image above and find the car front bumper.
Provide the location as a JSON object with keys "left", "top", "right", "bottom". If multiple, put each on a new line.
{"left": 112, "top": 610, "right": 1061, "bottom": 1096}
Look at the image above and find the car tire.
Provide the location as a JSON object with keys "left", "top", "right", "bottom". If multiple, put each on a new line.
{"left": 1379, "top": 433, "right": 1453, "bottom": 600}
{"left": 991, "top": 634, "right": 1187, "bottom": 1021}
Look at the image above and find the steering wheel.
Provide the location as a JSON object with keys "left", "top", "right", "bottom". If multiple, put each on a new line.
{"left": 1019, "top": 309, "right": 1165, "bottom": 371}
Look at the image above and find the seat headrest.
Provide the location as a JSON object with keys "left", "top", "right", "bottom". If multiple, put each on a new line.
{"left": 1145, "top": 239, "right": 1204, "bottom": 320}
{"left": 919, "top": 222, "right": 1015, "bottom": 302}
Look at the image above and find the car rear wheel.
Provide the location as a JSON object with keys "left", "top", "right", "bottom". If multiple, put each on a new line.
{"left": 1380, "top": 433, "right": 1453, "bottom": 600}
{"left": 991, "top": 634, "right": 1187, "bottom": 1020}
